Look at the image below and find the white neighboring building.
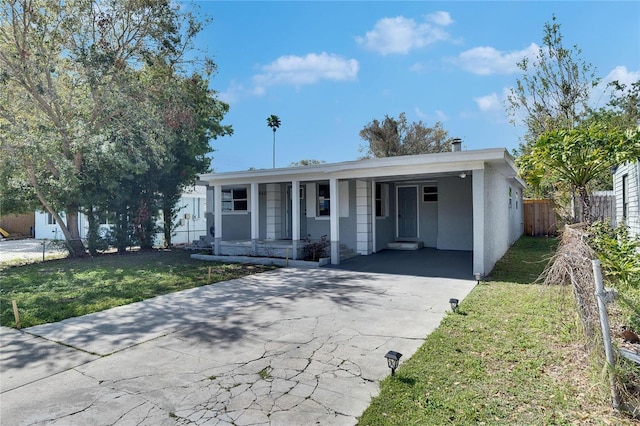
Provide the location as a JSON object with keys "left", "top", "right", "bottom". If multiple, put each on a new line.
{"left": 613, "top": 161, "right": 640, "bottom": 238}
{"left": 34, "top": 186, "right": 207, "bottom": 246}
{"left": 198, "top": 146, "right": 526, "bottom": 276}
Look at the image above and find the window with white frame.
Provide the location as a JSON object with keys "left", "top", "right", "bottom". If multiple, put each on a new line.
{"left": 47, "top": 212, "right": 56, "bottom": 225}
{"left": 423, "top": 183, "right": 438, "bottom": 202}
{"left": 318, "top": 183, "right": 330, "bottom": 216}
{"left": 622, "top": 174, "right": 628, "bottom": 219}
{"left": 97, "top": 211, "right": 115, "bottom": 225}
{"left": 222, "top": 188, "right": 248, "bottom": 211}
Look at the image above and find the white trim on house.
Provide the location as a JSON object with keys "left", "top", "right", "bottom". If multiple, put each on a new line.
{"left": 198, "top": 149, "right": 525, "bottom": 275}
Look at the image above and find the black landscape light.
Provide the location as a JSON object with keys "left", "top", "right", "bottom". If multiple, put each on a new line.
{"left": 384, "top": 351, "right": 402, "bottom": 376}
{"left": 474, "top": 272, "right": 483, "bottom": 285}
{"left": 449, "top": 298, "right": 459, "bottom": 312}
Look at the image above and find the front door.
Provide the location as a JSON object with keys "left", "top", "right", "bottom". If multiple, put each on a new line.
{"left": 397, "top": 186, "right": 418, "bottom": 239}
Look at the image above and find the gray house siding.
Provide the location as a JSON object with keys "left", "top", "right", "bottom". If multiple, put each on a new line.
{"left": 437, "top": 176, "right": 473, "bottom": 251}
{"left": 338, "top": 180, "right": 357, "bottom": 251}
{"left": 221, "top": 214, "right": 251, "bottom": 240}
{"left": 303, "top": 180, "right": 357, "bottom": 251}
{"left": 418, "top": 189, "right": 438, "bottom": 248}
{"left": 375, "top": 183, "right": 396, "bottom": 251}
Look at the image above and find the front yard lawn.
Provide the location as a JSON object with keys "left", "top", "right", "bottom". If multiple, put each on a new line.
{"left": 0, "top": 250, "right": 276, "bottom": 328}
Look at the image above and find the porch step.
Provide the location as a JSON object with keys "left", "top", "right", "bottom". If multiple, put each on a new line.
{"left": 387, "top": 241, "right": 423, "bottom": 250}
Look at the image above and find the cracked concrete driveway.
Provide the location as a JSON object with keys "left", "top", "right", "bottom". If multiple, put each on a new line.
{"left": 1, "top": 267, "right": 475, "bottom": 425}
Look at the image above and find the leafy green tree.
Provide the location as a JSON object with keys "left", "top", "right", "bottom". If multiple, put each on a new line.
{"left": 359, "top": 113, "right": 452, "bottom": 158}
{"left": 288, "top": 159, "right": 326, "bottom": 167}
{"left": 517, "top": 124, "right": 639, "bottom": 223}
{"left": 267, "top": 114, "right": 281, "bottom": 168}
{"left": 0, "top": 155, "right": 38, "bottom": 215}
{"left": 0, "top": 0, "right": 227, "bottom": 256}
{"left": 507, "top": 15, "right": 598, "bottom": 155}
{"left": 148, "top": 66, "right": 232, "bottom": 247}
{"left": 587, "top": 80, "right": 640, "bottom": 132}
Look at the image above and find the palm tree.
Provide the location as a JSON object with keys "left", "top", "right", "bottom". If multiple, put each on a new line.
{"left": 267, "top": 114, "right": 281, "bottom": 168}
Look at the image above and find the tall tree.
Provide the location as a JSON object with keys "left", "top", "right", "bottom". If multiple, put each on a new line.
{"left": 506, "top": 15, "right": 599, "bottom": 154}
{"left": 0, "top": 0, "right": 226, "bottom": 256}
{"left": 517, "top": 124, "right": 639, "bottom": 223}
{"left": 148, "top": 66, "right": 232, "bottom": 247}
{"left": 359, "top": 113, "right": 452, "bottom": 158}
{"left": 267, "top": 114, "right": 281, "bottom": 168}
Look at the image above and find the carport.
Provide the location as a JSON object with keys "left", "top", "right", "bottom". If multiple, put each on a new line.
{"left": 327, "top": 248, "right": 473, "bottom": 279}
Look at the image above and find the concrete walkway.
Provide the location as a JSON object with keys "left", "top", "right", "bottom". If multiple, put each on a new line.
{"left": 1, "top": 268, "right": 475, "bottom": 425}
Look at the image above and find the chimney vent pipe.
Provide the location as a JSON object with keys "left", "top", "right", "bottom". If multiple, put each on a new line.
{"left": 451, "top": 138, "right": 462, "bottom": 152}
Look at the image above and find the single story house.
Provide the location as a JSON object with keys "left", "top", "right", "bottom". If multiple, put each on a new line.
{"left": 198, "top": 146, "right": 525, "bottom": 276}
{"left": 613, "top": 161, "right": 640, "bottom": 238}
{"left": 34, "top": 186, "right": 207, "bottom": 245}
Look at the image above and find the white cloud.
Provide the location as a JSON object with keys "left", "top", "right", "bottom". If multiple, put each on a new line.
{"left": 590, "top": 65, "right": 640, "bottom": 108}
{"left": 451, "top": 43, "right": 538, "bottom": 75}
{"left": 435, "top": 110, "right": 448, "bottom": 121}
{"left": 603, "top": 65, "right": 640, "bottom": 87}
{"left": 409, "top": 62, "right": 425, "bottom": 73}
{"left": 474, "top": 93, "right": 501, "bottom": 112}
{"left": 414, "top": 107, "right": 448, "bottom": 121}
{"left": 252, "top": 52, "right": 359, "bottom": 92}
{"left": 426, "top": 11, "right": 453, "bottom": 26}
{"left": 218, "top": 80, "right": 245, "bottom": 104}
{"left": 414, "top": 107, "right": 427, "bottom": 119}
{"left": 356, "top": 13, "right": 452, "bottom": 55}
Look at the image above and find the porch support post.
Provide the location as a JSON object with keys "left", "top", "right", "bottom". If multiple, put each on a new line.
{"left": 330, "top": 177, "right": 340, "bottom": 265}
{"left": 251, "top": 182, "right": 259, "bottom": 255}
{"left": 472, "top": 169, "right": 485, "bottom": 275}
{"left": 291, "top": 180, "right": 300, "bottom": 259}
{"left": 356, "top": 180, "right": 373, "bottom": 255}
{"left": 214, "top": 184, "right": 222, "bottom": 255}
{"left": 371, "top": 179, "right": 377, "bottom": 253}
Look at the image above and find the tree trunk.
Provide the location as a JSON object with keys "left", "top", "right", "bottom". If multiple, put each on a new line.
{"left": 578, "top": 186, "right": 592, "bottom": 224}
{"left": 163, "top": 205, "right": 173, "bottom": 248}
{"left": 86, "top": 206, "right": 99, "bottom": 257}
{"left": 64, "top": 207, "right": 87, "bottom": 257}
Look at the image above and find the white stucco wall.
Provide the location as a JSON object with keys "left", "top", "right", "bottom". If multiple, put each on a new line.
{"left": 34, "top": 188, "right": 207, "bottom": 246}
{"left": 473, "top": 166, "right": 524, "bottom": 275}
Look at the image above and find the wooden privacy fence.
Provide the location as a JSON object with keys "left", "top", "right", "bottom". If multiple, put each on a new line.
{"left": 0, "top": 213, "right": 35, "bottom": 238}
{"left": 590, "top": 191, "right": 616, "bottom": 227}
{"left": 524, "top": 199, "right": 557, "bottom": 236}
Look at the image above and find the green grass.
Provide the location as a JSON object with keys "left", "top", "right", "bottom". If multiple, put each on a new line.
{"left": 0, "top": 250, "right": 276, "bottom": 328}
{"left": 489, "top": 235, "right": 558, "bottom": 284}
{"left": 359, "top": 236, "right": 630, "bottom": 425}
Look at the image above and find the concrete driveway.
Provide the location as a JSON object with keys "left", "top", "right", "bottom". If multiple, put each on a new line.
{"left": 0, "top": 268, "right": 476, "bottom": 425}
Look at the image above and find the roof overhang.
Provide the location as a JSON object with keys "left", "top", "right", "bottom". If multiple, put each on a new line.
{"left": 198, "top": 148, "right": 525, "bottom": 188}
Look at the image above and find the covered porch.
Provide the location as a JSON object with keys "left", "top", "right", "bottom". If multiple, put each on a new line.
{"left": 197, "top": 148, "right": 525, "bottom": 275}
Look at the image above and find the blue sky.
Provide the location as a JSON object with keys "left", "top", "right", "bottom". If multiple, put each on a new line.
{"left": 191, "top": 1, "right": 640, "bottom": 172}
